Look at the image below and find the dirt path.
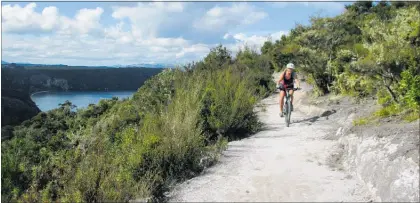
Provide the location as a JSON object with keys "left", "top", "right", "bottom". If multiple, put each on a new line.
{"left": 167, "top": 84, "right": 372, "bottom": 202}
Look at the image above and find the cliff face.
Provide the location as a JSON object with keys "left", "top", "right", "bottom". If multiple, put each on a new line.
{"left": 2, "top": 67, "right": 40, "bottom": 128}
{"left": 1, "top": 88, "right": 41, "bottom": 128}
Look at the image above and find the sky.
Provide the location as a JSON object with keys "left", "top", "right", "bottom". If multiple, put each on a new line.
{"left": 1, "top": 1, "right": 352, "bottom": 66}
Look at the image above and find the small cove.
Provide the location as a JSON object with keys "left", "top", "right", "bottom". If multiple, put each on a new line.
{"left": 31, "top": 91, "right": 135, "bottom": 112}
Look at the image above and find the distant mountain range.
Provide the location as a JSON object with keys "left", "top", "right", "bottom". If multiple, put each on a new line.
{"left": 112, "top": 63, "right": 173, "bottom": 68}
{"left": 2, "top": 61, "right": 67, "bottom": 67}
{"left": 1, "top": 60, "right": 174, "bottom": 68}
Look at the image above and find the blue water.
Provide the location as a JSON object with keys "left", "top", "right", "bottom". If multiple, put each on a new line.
{"left": 31, "top": 91, "right": 136, "bottom": 112}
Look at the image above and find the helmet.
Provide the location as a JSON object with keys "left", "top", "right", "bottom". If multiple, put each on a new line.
{"left": 286, "top": 63, "right": 295, "bottom": 69}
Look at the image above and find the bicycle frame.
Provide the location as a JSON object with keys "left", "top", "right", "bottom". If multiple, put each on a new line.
{"left": 282, "top": 88, "right": 293, "bottom": 127}
{"left": 278, "top": 86, "right": 299, "bottom": 127}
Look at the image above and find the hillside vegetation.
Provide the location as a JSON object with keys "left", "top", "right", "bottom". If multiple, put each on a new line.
{"left": 2, "top": 1, "right": 419, "bottom": 202}
{"left": 262, "top": 1, "right": 419, "bottom": 121}
{"left": 1, "top": 46, "right": 275, "bottom": 202}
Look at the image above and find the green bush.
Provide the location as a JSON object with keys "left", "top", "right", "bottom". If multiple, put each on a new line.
{"left": 200, "top": 66, "right": 262, "bottom": 141}
{"left": 374, "top": 104, "right": 399, "bottom": 117}
{"left": 399, "top": 69, "right": 420, "bottom": 111}
{"left": 353, "top": 118, "right": 369, "bottom": 126}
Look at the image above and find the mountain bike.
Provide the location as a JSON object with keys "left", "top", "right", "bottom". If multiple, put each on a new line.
{"left": 278, "top": 86, "right": 300, "bottom": 127}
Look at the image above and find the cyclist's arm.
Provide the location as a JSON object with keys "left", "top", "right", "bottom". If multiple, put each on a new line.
{"left": 294, "top": 77, "right": 301, "bottom": 89}
{"left": 277, "top": 70, "right": 285, "bottom": 85}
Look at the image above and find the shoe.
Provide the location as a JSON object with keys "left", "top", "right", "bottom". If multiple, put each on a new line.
{"left": 279, "top": 113, "right": 284, "bottom": 117}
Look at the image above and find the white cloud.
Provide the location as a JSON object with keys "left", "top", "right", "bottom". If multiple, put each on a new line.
{"left": 3, "top": 2, "right": 328, "bottom": 66}
{"left": 2, "top": 29, "right": 206, "bottom": 66}
{"left": 225, "top": 31, "right": 289, "bottom": 54}
{"left": 59, "top": 7, "right": 104, "bottom": 35}
{"left": 175, "top": 44, "right": 210, "bottom": 59}
{"left": 2, "top": 3, "right": 104, "bottom": 35}
{"left": 104, "top": 22, "right": 134, "bottom": 44}
{"left": 104, "top": 2, "right": 192, "bottom": 53}
{"left": 271, "top": 31, "right": 288, "bottom": 40}
{"left": 111, "top": 2, "right": 185, "bottom": 39}
{"left": 194, "top": 3, "right": 267, "bottom": 31}
{"left": 103, "top": 21, "right": 190, "bottom": 50}
{"left": 1, "top": 2, "right": 225, "bottom": 66}
{"left": 2, "top": 3, "right": 59, "bottom": 33}
{"left": 223, "top": 33, "right": 231, "bottom": 40}
{"left": 141, "top": 37, "right": 189, "bottom": 47}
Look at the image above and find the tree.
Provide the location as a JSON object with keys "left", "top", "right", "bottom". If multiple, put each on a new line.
{"left": 391, "top": 1, "right": 406, "bottom": 8}
{"left": 204, "top": 44, "right": 232, "bottom": 67}
{"left": 261, "top": 41, "right": 273, "bottom": 55}
{"left": 345, "top": 1, "right": 373, "bottom": 15}
{"left": 59, "top": 100, "right": 77, "bottom": 110}
{"left": 352, "top": 6, "right": 420, "bottom": 102}
{"left": 371, "top": 1, "right": 392, "bottom": 20}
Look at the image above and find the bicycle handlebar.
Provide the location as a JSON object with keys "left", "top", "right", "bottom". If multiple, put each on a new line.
{"left": 276, "top": 82, "right": 301, "bottom": 91}
{"left": 277, "top": 86, "right": 301, "bottom": 91}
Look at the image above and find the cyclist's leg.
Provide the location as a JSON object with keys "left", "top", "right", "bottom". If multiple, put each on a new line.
{"left": 279, "top": 90, "right": 285, "bottom": 114}
{"left": 289, "top": 88, "right": 295, "bottom": 111}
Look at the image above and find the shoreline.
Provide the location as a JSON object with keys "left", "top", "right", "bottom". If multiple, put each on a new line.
{"left": 30, "top": 90, "right": 137, "bottom": 97}
{"left": 30, "top": 91, "right": 50, "bottom": 97}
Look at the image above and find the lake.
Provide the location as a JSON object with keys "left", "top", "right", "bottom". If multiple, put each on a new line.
{"left": 31, "top": 91, "right": 136, "bottom": 112}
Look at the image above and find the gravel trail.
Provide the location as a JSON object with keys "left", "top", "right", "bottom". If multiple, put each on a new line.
{"left": 167, "top": 87, "right": 372, "bottom": 202}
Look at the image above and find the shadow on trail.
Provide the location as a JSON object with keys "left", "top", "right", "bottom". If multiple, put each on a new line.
{"left": 253, "top": 134, "right": 296, "bottom": 139}
{"left": 260, "top": 124, "right": 283, "bottom": 131}
{"left": 293, "top": 109, "right": 337, "bottom": 125}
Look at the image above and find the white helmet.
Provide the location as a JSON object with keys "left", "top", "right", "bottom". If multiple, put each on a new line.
{"left": 286, "top": 63, "right": 295, "bottom": 69}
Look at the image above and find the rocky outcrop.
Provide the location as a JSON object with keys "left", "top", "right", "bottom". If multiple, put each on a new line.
{"left": 29, "top": 74, "right": 69, "bottom": 92}
{"left": 333, "top": 117, "right": 419, "bottom": 202}
{"left": 308, "top": 97, "right": 420, "bottom": 202}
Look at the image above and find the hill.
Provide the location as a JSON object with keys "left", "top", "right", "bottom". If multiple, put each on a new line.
{"left": 1, "top": 66, "right": 164, "bottom": 127}
{"left": 2, "top": 66, "right": 164, "bottom": 93}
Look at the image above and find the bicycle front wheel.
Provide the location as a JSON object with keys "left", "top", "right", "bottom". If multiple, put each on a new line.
{"left": 287, "top": 100, "right": 292, "bottom": 127}
{"left": 285, "top": 100, "right": 291, "bottom": 127}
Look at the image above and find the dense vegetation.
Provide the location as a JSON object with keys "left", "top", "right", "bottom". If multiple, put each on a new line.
{"left": 1, "top": 45, "right": 276, "bottom": 202}
{"left": 2, "top": 1, "right": 419, "bottom": 202}
{"left": 262, "top": 1, "right": 420, "bottom": 121}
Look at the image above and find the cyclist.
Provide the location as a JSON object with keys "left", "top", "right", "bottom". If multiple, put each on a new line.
{"left": 276, "top": 63, "right": 301, "bottom": 117}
